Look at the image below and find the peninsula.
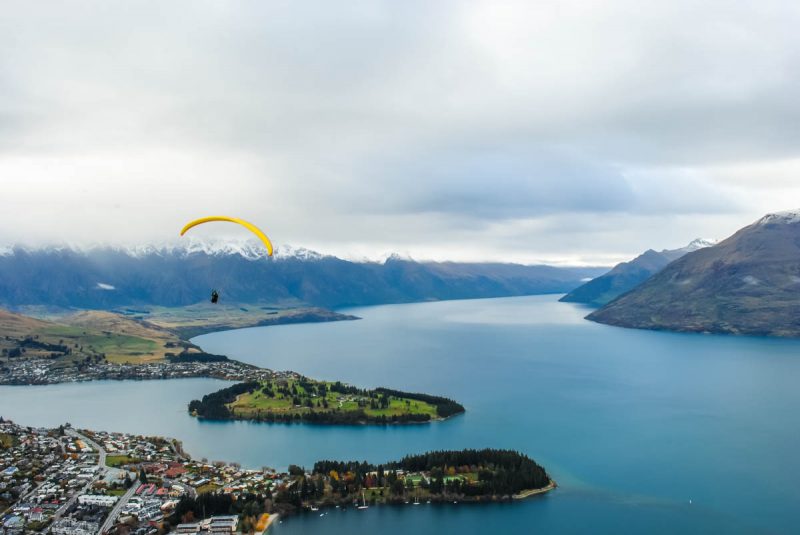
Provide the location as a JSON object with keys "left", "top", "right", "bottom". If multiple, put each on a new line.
{"left": 188, "top": 378, "right": 465, "bottom": 424}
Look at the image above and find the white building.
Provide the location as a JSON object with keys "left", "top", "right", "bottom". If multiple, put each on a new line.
{"left": 77, "top": 494, "right": 118, "bottom": 507}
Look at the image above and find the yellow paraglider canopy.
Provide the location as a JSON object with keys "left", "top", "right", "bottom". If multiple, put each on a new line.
{"left": 180, "top": 216, "right": 274, "bottom": 256}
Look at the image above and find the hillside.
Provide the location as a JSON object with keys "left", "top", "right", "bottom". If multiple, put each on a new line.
{"left": 587, "top": 210, "right": 800, "bottom": 337}
{"left": 0, "top": 308, "right": 184, "bottom": 365}
{"left": 0, "top": 244, "right": 605, "bottom": 310}
{"left": 560, "top": 239, "right": 715, "bottom": 306}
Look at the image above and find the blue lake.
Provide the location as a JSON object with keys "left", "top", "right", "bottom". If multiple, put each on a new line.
{"left": 2, "top": 295, "right": 800, "bottom": 533}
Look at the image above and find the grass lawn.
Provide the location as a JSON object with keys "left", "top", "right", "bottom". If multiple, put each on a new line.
{"left": 107, "top": 488, "right": 128, "bottom": 496}
{"left": 0, "top": 433, "right": 17, "bottom": 449}
{"left": 106, "top": 455, "right": 140, "bottom": 468}
{"left": 229, "top": 379, "right": 438, "bottom": 419}
{"left": 39, "top": 325, "right": 162, "bottom": 364}
{"left": 196, "top": 483, "right": 221, "bottom": 494}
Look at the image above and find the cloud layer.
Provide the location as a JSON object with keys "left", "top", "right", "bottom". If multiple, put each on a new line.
{"left": 2, "top": 0, "right": 800, "bottom": 264}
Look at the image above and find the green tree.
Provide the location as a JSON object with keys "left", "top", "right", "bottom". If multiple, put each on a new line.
{"left": 391, "top": 479, "right": 405, "bottom": 495}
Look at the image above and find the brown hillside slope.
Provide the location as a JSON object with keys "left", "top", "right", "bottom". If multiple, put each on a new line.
{"left": 587, "top": 210, "right": 800, "bottom": 337}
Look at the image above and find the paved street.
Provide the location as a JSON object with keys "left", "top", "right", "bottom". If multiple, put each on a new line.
{"left": 52, "top": 429, "right": 107, "bottom": 520}
{"left": 99, "top": 479, "right": 139, "bottom": 534}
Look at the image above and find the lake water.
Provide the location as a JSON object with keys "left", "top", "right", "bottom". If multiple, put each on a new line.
{"left": 2, "top": 295, "right": 800, "bottom": 534}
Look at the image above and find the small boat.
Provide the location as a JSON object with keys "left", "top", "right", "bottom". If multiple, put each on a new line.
{"left": 310, "top": 506, "right": 319, "bottom": 512}
{"left": 357, "top": 490, "right": 369, "bottom": 510}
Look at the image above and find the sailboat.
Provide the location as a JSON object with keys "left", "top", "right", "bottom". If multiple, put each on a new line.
{"left": 357, "top": 489, "right": 369, "bottom": 510}
{"left": 413, "top": 487, "right": 420, "bottom": 505}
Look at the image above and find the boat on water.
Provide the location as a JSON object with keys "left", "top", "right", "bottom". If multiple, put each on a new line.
{"left": 357, "top": 490, "right": 369, "bottom": 510}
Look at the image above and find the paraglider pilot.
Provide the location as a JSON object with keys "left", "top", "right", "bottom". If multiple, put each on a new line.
{"left": 210, "top": 289, "right": 219, "bottom": 304}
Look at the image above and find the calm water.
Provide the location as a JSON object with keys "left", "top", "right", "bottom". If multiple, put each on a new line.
{"left": 2, "top": 295, "right": 800, "bottom": 534}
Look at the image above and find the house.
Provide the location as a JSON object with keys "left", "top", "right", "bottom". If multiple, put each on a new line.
{"left": 208, "top": 515, "right": 238, "bottom": 533}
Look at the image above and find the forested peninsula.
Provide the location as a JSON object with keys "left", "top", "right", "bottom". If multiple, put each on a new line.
{"left": 188, "top": 377, "right": 465, "bottom": 425}
{"left": 174, "top": 449, "right": 555, "bottom": 524}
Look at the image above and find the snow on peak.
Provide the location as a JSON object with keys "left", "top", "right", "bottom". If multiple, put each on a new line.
{"left": 664, "top": 238, "right": 717, "bottom": 255}
{"left": 381, "top": 252, "right": 415, "bottom": 263}
{"left": 176, "top": 237, "right": 272, "bottom": 259}
{"left": 144, "top": 240, "right": 331, "bottom": 261}
{"left": 682, "top": 238, "right": 718, "bottom": 251}
{"left": 0, "top": 240, "right": 330, "bottom": 261}
{"left": 273, "top": 244, "right": 327, "bottom": 261}
{"left": 756, "top": 209, "right": 800, "bottom": 225}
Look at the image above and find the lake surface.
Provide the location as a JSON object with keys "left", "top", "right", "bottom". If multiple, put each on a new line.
{"left": 2, "top": 295, "right": 800, "bottom": 533}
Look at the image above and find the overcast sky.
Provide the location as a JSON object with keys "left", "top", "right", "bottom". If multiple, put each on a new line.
{"left": 2, "top": 0, "right": 800, "bottom": 265}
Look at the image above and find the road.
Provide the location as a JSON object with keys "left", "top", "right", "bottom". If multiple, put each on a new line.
{"left": 99, "top": 478, "right": 139, "bottom": 534}
{"left": 52, "top": 429, "right": 107, "bottom": 520}
{"left": 69, "top": 428, "right": 107, "bottom": 467}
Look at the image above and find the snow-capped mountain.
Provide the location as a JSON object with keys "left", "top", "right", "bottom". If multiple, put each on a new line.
{"left": 756, "top": 208, "right": 800, "bottom": 226}
{"left": 678, "top": 238, "right": 718, "bottom": 253}
{"left": 31, "top": 239, "right": 329, "bottom": 261}
{"left": 0, "top": 243, "right": 604, "bottom": 310}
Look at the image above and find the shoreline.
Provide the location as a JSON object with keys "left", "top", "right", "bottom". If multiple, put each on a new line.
{"left": 175, "top": 309, "right": 360, "bottom": 339}
{"left": 192, "top": 411, "right": 461, "bottom": 427}
{"left": 513, "top": 479, "right": 557, "bottom": 499}
{"left": 275, "top": 480, "right": 559, "bottom": 524}
{"left": 255, "top": 513, "right": 279, "bottom": 534}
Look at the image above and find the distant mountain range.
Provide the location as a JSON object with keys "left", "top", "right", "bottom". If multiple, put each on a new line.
{"left": 0, "top": 243, "right": 606, "bottom": 310}
{"left": 560, "top": 238, "right": 716, "bottom": 306}
{"left": 587, "top": 210, "right": 800, "bottom": 337}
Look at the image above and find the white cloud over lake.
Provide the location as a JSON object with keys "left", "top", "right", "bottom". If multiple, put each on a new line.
{"left": 1, "top": 0, "right": 799, "bottom": 264}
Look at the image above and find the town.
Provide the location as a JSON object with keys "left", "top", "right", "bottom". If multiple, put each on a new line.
{"left": 1, "top": 418, "right": 554, "bottom": 534}
{"left": 0, "top": 419, "right": 286, "bottom": 534}
{"left": 0, "top": 358, "right": 276, "bottom": 386}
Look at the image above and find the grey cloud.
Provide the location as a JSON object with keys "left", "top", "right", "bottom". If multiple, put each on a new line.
{"left": 0, "top": 0, "right": 798, "bottom": 263}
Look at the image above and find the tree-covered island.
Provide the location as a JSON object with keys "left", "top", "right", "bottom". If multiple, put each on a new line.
{"left": 188, "top": 377, "right": 465, "bottom": 424}
{"left": 173, "top": 449, "right": 555, "bottom": 525}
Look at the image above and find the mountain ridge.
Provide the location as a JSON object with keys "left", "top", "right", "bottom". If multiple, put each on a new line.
{"left": 587, "top": 210, "right": 800, "bottom": 337}
{"left": 0, "top": 243, "right": 606, "bottom": 310}
{"left": 559, "top": 238, "right": 716, "bottom": 306}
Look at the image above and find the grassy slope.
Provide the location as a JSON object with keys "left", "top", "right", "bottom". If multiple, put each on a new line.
{"left": 1, "top": 304, "right": 355, "bottom": 366}
{"left": 229, "top": 379, "right": 438, "bottom": 419}
{"left": 0, "top": 309, "right": 180, "bottom": 365}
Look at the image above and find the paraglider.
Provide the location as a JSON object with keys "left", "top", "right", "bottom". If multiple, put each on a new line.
{"left": 179, "top": 216, "right": 273, "bottom": 304}
{"left": 180, "top": 216, "right": 274, "bottom": 256}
